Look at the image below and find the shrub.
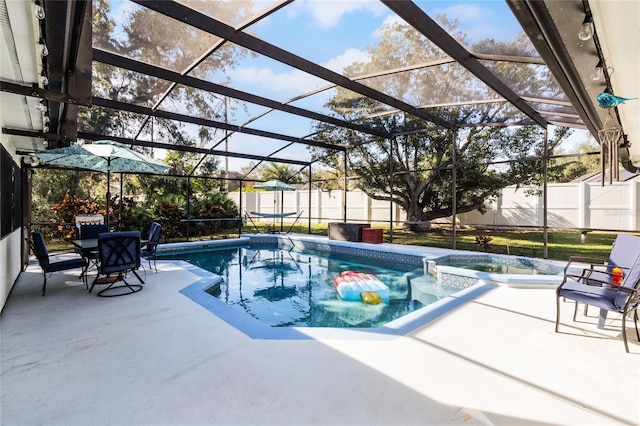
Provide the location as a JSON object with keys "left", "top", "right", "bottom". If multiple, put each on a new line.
{"left": 154, "top": 200, "right": 183, "bottom": 238}
{"left": 51, "top": 194, "right": 101, "bottom": 239}
{"left": 475, "top": 234, "right": 493, "bottom": 251}
{"left": 109, "top": 195, "right": 137, "bottom": 231}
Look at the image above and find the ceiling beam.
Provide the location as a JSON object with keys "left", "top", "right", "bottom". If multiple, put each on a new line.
{"left": 506, "top": 0, "right": 601, "bottom": 134}
{"left": 2, "top": 127, "right": 62, "bottom": 140}
{"left": 92, "top": 97, "right": 347, "bottom": 152}
{"left": 0, "top": 81, "right": 78, "bottom": 103}
{"left": 77, "top": 132, "right": 309, "bottom": 166}
{"left": 130, "top": 0, "right": 294, "bottom": 140}
{"left": 382, "top": 0, "right": 548, "bottom": 128}
{"left": 131, "top": 0, "right": 455, "bottom": 130}
{"left": 93, "top": 48, "right": 389, "bottom": 139}
{"left": 473, "top": 53, "right": 545, "bottom": 65}
{"left": 42, "top": 0, "right": 92, "bottom": 146}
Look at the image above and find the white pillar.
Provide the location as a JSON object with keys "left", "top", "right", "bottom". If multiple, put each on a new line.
{"left": 579, "top": 181, "right": 588, "bottom": 229}
{"left": 365, "top": 192, "right": 371, "bottom": 223}
{"left": 315, "top": 189, "right": 322, "bottom": 224}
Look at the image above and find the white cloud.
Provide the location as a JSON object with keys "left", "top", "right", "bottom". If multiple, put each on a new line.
{"left": 436, "top": 3, "right": 515, "bottom": 44}
{"left": 442, "top": 4, "right": 483, "bottom": 21}
{"left": 373, "top": 3, "right": 515, "bottom": 45}
{"left": 373, "top": 14, "right": 405, "bottom": 37}
{"left": 234, "top": 48, "right": 370, "bottom": 94}
{"left": 287, "top": 0, "right": 386, "bottom": 29}
{"left": 234, "top": 66, "right": 326, "bottom": 94}
{"left": 322, "top": 48, "right": 370, "bottom": 73}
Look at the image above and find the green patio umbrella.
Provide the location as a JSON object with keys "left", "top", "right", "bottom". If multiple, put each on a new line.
{"left": 254, "top": 179, "right": 296, "bottom": 230}
{"left": 35, "top": 140, "right": 170, "bottom": 228}
{"left": 254, "top": 179, "right": 296, "bottom": 192}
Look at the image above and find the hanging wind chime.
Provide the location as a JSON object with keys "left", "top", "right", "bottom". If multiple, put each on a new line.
{"left": 596, "top": 69, "right": 637, "bottom": 186}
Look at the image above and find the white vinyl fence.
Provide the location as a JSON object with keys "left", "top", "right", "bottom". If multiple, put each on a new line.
{"left": 231, "top": 181, "right": 640, "bottom": 231}
{"left": 231, "top": 189, "right": 406, "bottom": 226}
{"left": 459, "top": 181, "right": 640, "bottom": 231}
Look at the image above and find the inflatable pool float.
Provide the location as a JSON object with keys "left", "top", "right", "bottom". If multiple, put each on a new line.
{"left": 333, "top": 271, "right": 389, "bottom": 301}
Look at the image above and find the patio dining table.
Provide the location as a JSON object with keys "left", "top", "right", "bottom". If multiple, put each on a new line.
{"left": 71, "top": 238, "right": 99, "bottom": 281}
{"left": 71, "top": 238, "right": 98, "bottom": 251}
{"left": 71, "top": 238, "right": 148, "bottom": 251}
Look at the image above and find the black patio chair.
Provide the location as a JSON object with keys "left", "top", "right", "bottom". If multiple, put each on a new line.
{"left": 90, "top": 231, "right": 144, "bottom": 297}
{"left": 27, "top": 231, "right": 87, "bottom": 296}
{"left": 77, "top": 223, "right": 108, "bottom": 277}
{"left": 140, "top": 222, "right": 162, "bottom": 272}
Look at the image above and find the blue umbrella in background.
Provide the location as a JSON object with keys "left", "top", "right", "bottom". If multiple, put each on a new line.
{"left": 35, "top": 140, "right": 170, "bottom": 228}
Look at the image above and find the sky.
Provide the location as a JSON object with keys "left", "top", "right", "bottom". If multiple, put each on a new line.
{"left": 105, "top": 0, "right": 592, "bottom": 173}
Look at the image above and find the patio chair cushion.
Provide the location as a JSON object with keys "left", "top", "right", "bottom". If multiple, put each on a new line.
{"left": 141, "top": 222, "right": 162, "bottom": 272}
{"left": 140, "top": 222, "right": 162, "bottom": 258}
{"left": 90, "top": 231, "right": 143, "bottom": 297}
{"left": 29, "top": 231, "right": 87, "bottom": 296}
{"left": 79, "top": 224, "right": 108, "bottom": 240}
{"left": 98, "top": 231, "right": 141, "bottom": 275}
{"left": 557, "top": 280, "right": 621, "bottom": 311}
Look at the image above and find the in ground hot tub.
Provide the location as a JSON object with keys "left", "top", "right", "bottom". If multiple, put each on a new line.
{"left": 426, "top": 253, "right": 564, "bottom": 288}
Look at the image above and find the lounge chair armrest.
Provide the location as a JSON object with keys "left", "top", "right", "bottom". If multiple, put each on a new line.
{"left": 609, "top": 265, "right": 632, "bottom": 271}
{"left": 565, "top": 272, "right": 608, "bottom": 286}
{"left": 563, "top": 256, "right": 607, "bottom": 273}
{"left": 611, "top": 285, "right": 640, "bottom": 295}
{"left": 565, "top": 268, "right": 617, "bottom": 286}
{"left": 564, "top": 267, "right": 637, "bottom": 289}
{"left": 568, "top": 256, "right": 606, "bottom": 265}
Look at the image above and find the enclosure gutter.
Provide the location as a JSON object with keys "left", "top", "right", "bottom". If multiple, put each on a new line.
{"left": 389, "top": 137, "right": 395, "bottom": 243}
{"left": 452, "top": 130, "right": 457, "bottom": 249}
{"left": 343, "top": 151, "right": 348, "bottom": 223}
{"left": 78, "top": 132, "right": 309, "bottom": 167}
{"left": 543, "top": 127, "right": 549, "bottom": 259}
{"left": 308, "top": 165, "right": 312, "bottom": 234}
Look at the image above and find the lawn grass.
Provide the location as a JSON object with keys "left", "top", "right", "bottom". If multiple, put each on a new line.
{"left": 386, "top": 228, "right": 623, "bottom": 262}
{"left": 43, "top": 221, "right": 631, "bottom": 263}
{"left": 244, "top": 222, "right": 629, "bottom": 262}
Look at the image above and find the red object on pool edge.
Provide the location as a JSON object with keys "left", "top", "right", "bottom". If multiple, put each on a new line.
{"left": 362, "top": 228, "right": 383, "bottom": 244}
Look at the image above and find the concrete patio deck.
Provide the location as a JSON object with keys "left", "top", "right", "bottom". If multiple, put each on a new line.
{"left": 1, "top": 242, "right": 639, "bottom": 425}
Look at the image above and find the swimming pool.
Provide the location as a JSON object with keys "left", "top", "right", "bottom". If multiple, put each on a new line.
{"left": 157, "top": 235, "right": 555, "bottom": 338}
{"left": 157, "top": 244, "right": 458, "bottom": 328}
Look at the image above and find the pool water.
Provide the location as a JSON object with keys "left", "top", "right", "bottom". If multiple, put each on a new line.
{"left": 441, "top": 261, "right": 554, "bottom": 275}
{"left": 157, "top": 245, "right": 453, "bottom": 328}
{"left": 435, "top": 253, "right": 563, "bottom": 276}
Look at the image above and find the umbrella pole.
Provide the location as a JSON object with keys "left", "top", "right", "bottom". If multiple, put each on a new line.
{"left": 105, "top": 161, "right": 111, "bottom": 230}
{"left": 119, "top": 173, "right": 124, "bottom": 227}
